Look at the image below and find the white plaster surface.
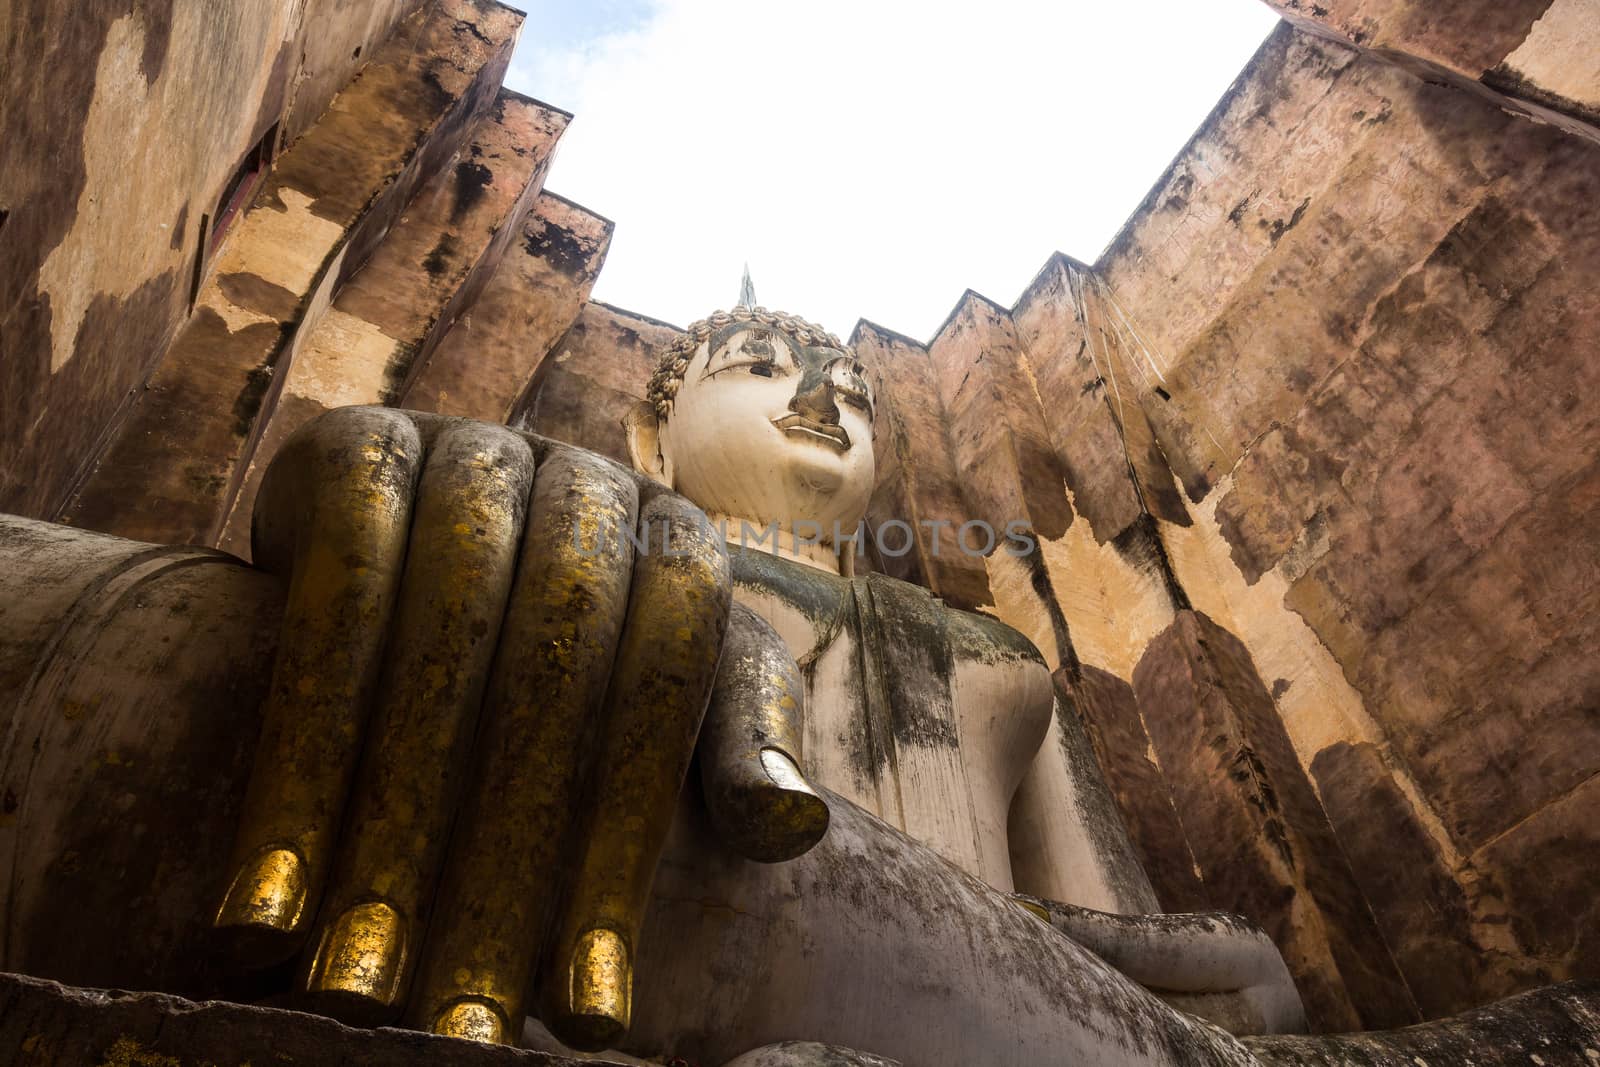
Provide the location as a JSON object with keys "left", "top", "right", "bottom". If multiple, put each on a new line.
{"left": 1503, "top": 0, "right": 1600, "bottom": 111}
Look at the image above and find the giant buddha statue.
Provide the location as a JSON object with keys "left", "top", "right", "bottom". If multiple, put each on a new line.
{"left": 2, "top": 306, "right": 1595, "bottom": 1067}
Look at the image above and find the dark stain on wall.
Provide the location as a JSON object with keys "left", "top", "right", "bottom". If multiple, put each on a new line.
{"left": 217, "top": 271, "right": 301, "bottom": 322}
{"left": 1111, "top": 514, "right": 1191, "bottom": 611}
{"left": 1, "top": 3, "right": 163, "bottom": 516}
{"left": 1385, "top": 0, "right": 1549, "bottom": 77}
{"left": 380, "top": 340, "right": 421, "bottom": 406}
{"left": 1134, "top": 611, "right": 1420, "bottom": 1031}
{"left": 1137, "top": 433, "right": 1193, "bottom": 527}
{"left": 422, "top": 233, "right": 460, "bottom": 277}
{"left": 231, "top": 327, "right": 300, "bottom": 438}
{"left": 1162, "top": 172, "right": 1195, "bottom": 214}
{"left": 169, "top": 201, "right": 189, "bottom": 250}
{"left": 1264, "top": 196, "right": 1312, "bottom": 243}
{"left": 450, "top": 15, "right": 495, "bottom": 48}
{"left": 450, "top": 158, "right": 494, "bottom": 222}
{"left": 37, "top": 270, "right": 182, "bottom": 509}
{"left": 1309, "top": 740, "right": 1545, "bottom": 1017}
{"left": 63, "top": 297, "right": 285, "bottom": 542}
{"left": 523, "top": 218, "right": 599, "bottom": 279}
{"left": 1017, "top": 438, "right": 1074, "bottom": 542}
{"left": 138, "top": 4, "right": 176, "bottom": 85}
{"left": 1479, "top": 775, "right": 1600, "bottom": 987}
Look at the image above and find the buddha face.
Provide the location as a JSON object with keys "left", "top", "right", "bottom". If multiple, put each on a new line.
{"left": 636, "top": 320, "right": 876, "bottom": 545}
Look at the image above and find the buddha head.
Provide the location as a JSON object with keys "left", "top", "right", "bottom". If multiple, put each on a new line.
{"left": 626, "top": 307, "right": 876, "bottom": 572}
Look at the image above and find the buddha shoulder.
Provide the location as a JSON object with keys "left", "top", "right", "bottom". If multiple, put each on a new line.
{"left": 938, "top": 590, "right": 1054, "bottom": 716}
{"left": 845, "top": 569, "right": 1042, "bottom": 665}
{"left": 853, "top": 572, "right": 1054, "bottom": 767}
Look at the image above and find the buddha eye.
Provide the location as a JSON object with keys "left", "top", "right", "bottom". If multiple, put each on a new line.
{"left": 702, "top": 327, "right": 795, "bottom": 383}
{"left": 828, "top": 358, "right": 874, "bottom": 413}
{"left": 837, "top": 387, "right": 871, "bottom": 412}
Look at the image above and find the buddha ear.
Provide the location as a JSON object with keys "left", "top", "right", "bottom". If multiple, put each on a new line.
{"left": 623, "top": 400, "right": 674, "bottom": 487}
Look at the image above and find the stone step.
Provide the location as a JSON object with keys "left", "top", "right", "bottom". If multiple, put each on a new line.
{"left": 214, "top": 91, "right": 571, "bottom": 557}
{"left": 402, "top": 190, "right": 615, "bottom": 422}
{"left": 61, "top": 0, "right": 525, "bottom": 547}
{"left": 0, "top": 971, "right": 608, "bottom": 1066}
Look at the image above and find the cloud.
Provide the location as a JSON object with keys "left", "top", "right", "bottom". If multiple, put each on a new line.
{"left": 507, "top": 0, "right": 1279, "bottom": 340}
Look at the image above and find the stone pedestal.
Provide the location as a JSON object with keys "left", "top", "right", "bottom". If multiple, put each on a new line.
{"left": 0, "top": 972, "right": 607, "bottom": 1067}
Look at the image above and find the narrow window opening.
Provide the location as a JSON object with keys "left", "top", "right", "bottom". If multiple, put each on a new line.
{"left": 189, "top": 122, "right": 278, "bottom": 309}
{"left": 188, "top": 212, "right": 211, "bottom": 308}
{"left": 208, "top": 122, "right": 277, "bottom": 258}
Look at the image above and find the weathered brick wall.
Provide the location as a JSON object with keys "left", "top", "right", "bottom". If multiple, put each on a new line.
{"left": 847, "top": 256, "right": 1411, "bottom": 1029}
{"left": 0, "top": 0, "right": 420, "bottom": 520}
{"left": 1095, "top": 20, "right": 1600, "bottom": 1016}
{"left": 510, "top": 301, "right": 684, "bottom": 466}
{"left": 1260, "top": 0, "right": 1600, "bottom": 136}
{"left": 60, "top": 0, "right": 527, "bottom": 549}
{"left": 841, "top": 18, "right": 1599, "bottom": 1026}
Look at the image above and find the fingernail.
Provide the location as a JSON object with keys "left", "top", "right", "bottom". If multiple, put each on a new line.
{"left": 214, "top": 846, "right": 308, "bottom": 933}
{"left": 431, "top": 999, "right": 509, "bottom": 1044}
{"left": 755, "top": 747, "right": 830, "bottom": 860}
{"left": 759, "top": 747, "right": 816, "bottom": 795}
{"left": 1009, "top": 893, "right": 1053, "bottom": 925}
{"left": 305, "top": 900, "right": 407, "bottom": 1008}
{"left": 562, "top": 926, "right": 630, "bottom": 1050}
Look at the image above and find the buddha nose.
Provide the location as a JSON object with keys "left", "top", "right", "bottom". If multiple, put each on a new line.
{"left": 789, "top": 368, "right": 840, "bottom": 425}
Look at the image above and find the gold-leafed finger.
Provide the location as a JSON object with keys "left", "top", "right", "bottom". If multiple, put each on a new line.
{"left": 408, "top": 446, "right": 639, "bottom": 1043}
{"left": 298, "top": 420, "right": 536, "bottom": 1025}
{"left": 541, "top": 492, "right": 732, "bottom": 1051}
{"left": 215, "top": 407, "right": 423, "bottom": 967}
{"left": 699, "top": 601, "right": 828, "bottom": 862}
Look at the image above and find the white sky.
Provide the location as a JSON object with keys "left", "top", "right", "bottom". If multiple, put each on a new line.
{"left": 505, "top": 1, "right": 1280, "bottom": 341}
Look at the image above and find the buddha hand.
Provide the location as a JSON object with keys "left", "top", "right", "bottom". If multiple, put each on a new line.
{"left": 208, "top": 406, "right": 827, "bottom": 1050}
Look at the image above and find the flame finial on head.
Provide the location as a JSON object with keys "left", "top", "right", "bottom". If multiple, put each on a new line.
{"left": 737, "top": 264, "right": 757, "bottom": 309}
